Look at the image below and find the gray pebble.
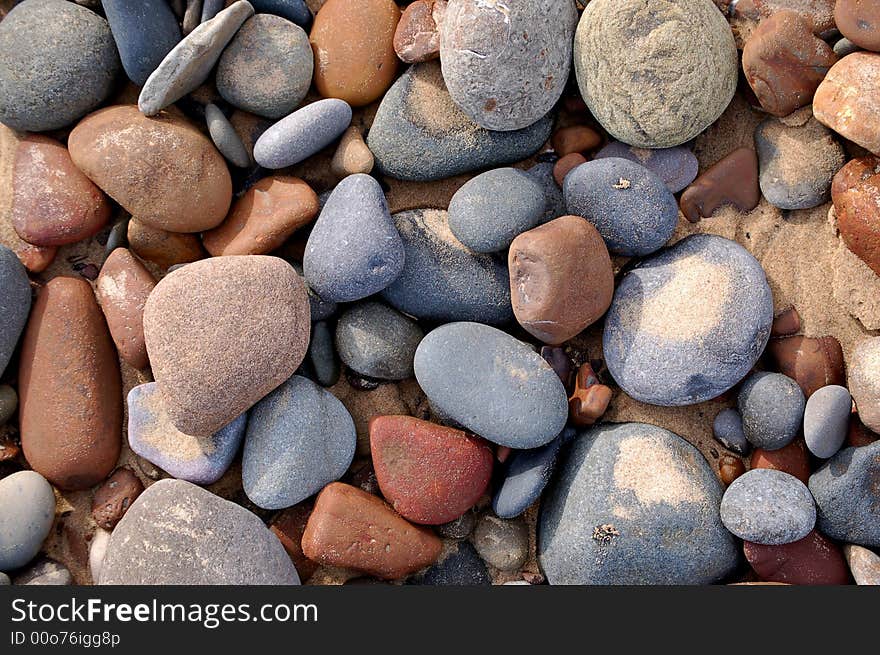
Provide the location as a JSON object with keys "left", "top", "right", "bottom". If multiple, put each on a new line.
{"left": 205, "top": 103, "right": 251, "bottom": 168}
{"left": 201, "top": 0, "right": 225, "bottom": 22}
{"left": 102, "top": 0, "right": 181, "bottom": 86}
{"left": 104, "top": 217, "right": 130, "bottom": 258}
{"left": 307, "top": 321, "right": 340, "bottom": 387}
{"left": 526, "top": 162, "right": 566, "bottom": 224}
{"left": 13, "top": 559, "right": 71, "bottom": 586}
{"left": 0, "top": 470, "right": 55, "bottom": 572}
{"left": 738, "top": 372, "right": 805, "bottom": 451}
{"left": 292, "top": 263, "right": 337, "bottom": 321}
{"left": 472, "top": 514, "right": 529, "bottom": 572}
{"left": 0, "top": 572, "right": 8, "bottom": 585}
{"left": 804, "top": 384, "right": 851, "bottom": 458}
{"left": 335, "top": 302, "right": 423, "bottom": 380}
{"left": 713, "top": 408, "right": 750, "bottom": 455}
{"left": 436, "top": 511, "right": 476, "bottom": 540}
{"left": 183, "top": 0, "right": 204, "bottom": 34}
{"left": 0, "top": 385, "right": 18, "bottom": 425}
{"left": 834, "top": 37, "right": 861, "bottom": 57}
{"left": 254, "top": 98, "right": 352, "bottom": 169}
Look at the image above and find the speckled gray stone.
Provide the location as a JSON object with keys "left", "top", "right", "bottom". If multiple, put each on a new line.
{"left": 538, "top": 422, "right": 738, "bottom": 584}
{"left": 713, "top": 408, "right": 750, "bottom": 455}
{"left": 99, "top": 479, "right": 301, "bottom": 584}
{"left": 526, "top": 162, "right": 566, "bottom": 224}
{"left": 14, "top": 559, "right": 71, "bottom": 585}
{"left": 738, "top": 372, "right": 805, "bottom": 451}
{"left": 381, "top": 209, "right": 512, "bottom": 324}
{"left": 834, "top": 37, "right": 861, "bottom": 57}
{"left": 594, "top": 141, "right": 699, "bottom": 193}
{"left": 473, "top": 514, "right": 529, "bottom": 571}
{"left": 809, "top": 441, "right": 880, "bottom": 547}
{"left": 573, "top": 0, "right": 737, "bottom": 148}
{"left": 335, "top": 302, "right": 423, "bottom": 380}
{"left": 103, "top": 0, "right": 181, "bottom": 86}
{"left": 439, "top": 0, "right": 577, "bottom": 131}
{"left": 254, "top": 98, "right": 352, "bottom": 169}
{"left": 205, "top": 103, "right": 251, "bottom": 168}
{"left": 844, "top": 544, "right": 880, "bottom": 585}
{"left": 436, "top": 511, "right": 476, "bottom": 539}
{"left": 804, "top": 384, "right": 851, "bottom": 458}
{"left": 407, "top": 541, "right": 490, "bottom": 585}
{"left": 216, "top": 14, "right": 313, "bottom": 119}
{"left": 0, "top": 0, "right": 120, "bottom": 132}
{"left": 414, "top": 322, "right": 568, "bottom": 448}
{"left": 603, "top": 234, "right": 774, "bottom": 406}
{"left": 0, "top": 471, "right": 56, "bottom": 572}
{"left": 448, "top": 168, "right": 546, "bottom": 253}
{"left": 720, "top": 469, "right": 816, "bottom": 545}
{"left": 307, "top": 320, "right": 340, "bottom": 387}
{"left": 0, "top": 245, "right": 31, "bottom": 377}
{"left": 242, "top": 375, "right": 356, "bottom": 510}
{"left": 848, "top": 337, "right": 880, "bottom": 433}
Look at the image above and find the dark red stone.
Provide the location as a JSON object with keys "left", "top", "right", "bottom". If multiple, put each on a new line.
{"left": 744, "top": 530, "right": 851, "bottom": 585}
{"left": 680, "top": 148, "right": 760, "bottom": 222}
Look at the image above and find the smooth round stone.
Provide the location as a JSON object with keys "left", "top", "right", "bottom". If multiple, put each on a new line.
{"left": 205, "top": 103, "right": 251, "bottom": 168}
{"left": 834, "top": 37, "right": 861, "bottom": 58}
{"left": 564, "top": 158, "right": 679, "bottom": 256}
{"left": 0, "top": 244, "right": 31, "bottom": 376}
{"left": 768, "top": 334, "right": 846, "bottom": 398}
{"left": 127, "top": 218, "right": 206, "bottom": 271}
{"left": 573, "top": 0, "right": 737, "bottom": 148}
{"left": 720, "top": 469, "right": 816, "bottom": 545}
{"left": 526, "top": 162, "right": 566, "bottom": 224}
{"left": 836, "top": 0, "right": 880, "bottom": 52}
{"left": 91, "top": 468, "right": 144, "bottom": 530}
{"left": 594, "top": 142, "right": 699, "bottom": 193}
{"left": 393, "top": 0, "right": 445, "bottom": 64}
{"left": 436, "top": 511, "right": 475, "bottom": 540}
{"left": 216, "top": 14, "right": 312, "bottom": 119}
{"left": 254, "top": 98, "right": 352, "bottom": 169}
{"left": 809, "top": 441, "right": 880, "bottom": 546}
{"left": 99, "top": 479, "right": 301, "bottom": 584}
{"left": 738, "top": 372, "right": 806, "bottom": 451}
{"left": 603, "top": 234, "right": 773, "bottom": 406}
{"left": 367, "top": 61, "right": 552, "bottom": 181}
{"left": 744, "top": 529, "right": 850, "bottom": 585}
{"left": 0, "top": 385, "right": 17, "bottom": 426}
{"left": 69, "top": 105, "right": 232, "bottom": 233}
{"left": 330, "top": 126, "right": 374, "bottom": 177}
{"left": 292, "top": 263, "right": 337, "bottom": 321}
{"left": 243, "top": 375, "right": 356, "bottom": 510}
{"left": 814, "top": 53, "right": 880, "bottom": 156}
{"left": 539, "top": 422, "right": 738, "bottom": 584}
{"left": 407, "top": 541, "right": 490, "bottom": 585}
{"left": 493, "top": 433, "right": 564, "bottom": 519}
{"left": 335, "top": 302, "right": 423, "bottom": 380}
{"left": 833, "top": 155, "right": 880, "bottom": 276}
{"left": 143, "top": 256, "right": 310, "bottom": 436}
{"left": 303, "top": 174, "right": 404, "bottom": 302}
{"left": 14, "top": 559, "right": 71, "bottom": 585}
{"left": 307, "top": 320, "right": 339, "bottom": 386}
{"left": 844, "top": 544, "right": 880, "bottom": 585}
{"left": 804, "top": 385, "right": 851, "bottom": 458}
{"left": 712, "top": 408, "right": 750, "bottom": 456}
{"left": 414, "top": 322, "right": 568, "bottom": 448}
{"left": 128, "top": 383, "right": 246, "bottom": 485}
{"left": 849, "top": 337, "right": 880, "bottom": 433}
{"left": 381, "top": 209, "right": 512, "bottom": 324}
{"left": 0, "top": 471, "right": 55, "bottom": 572}
{"left": 102, "top": 0, "right": 181, "bottom": 86}
{"left": 473, "top": 514, "right": 528, "bottom": 572}
{"left": 250, "top": 0, "right": 312, "bottom": 28}
{"left": 0, "top": 0, "right": 120, "bottom": 131}
{"left": 447, "top": 168, "right": 546, "bottom": 253}
{"left": 439, "top": 0, "right": 576, "bottom": 131}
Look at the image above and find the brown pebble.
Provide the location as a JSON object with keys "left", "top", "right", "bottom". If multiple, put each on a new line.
{"left": 750, "top": 439, "right": 811, "bottom": 484}
{"left": 91, "top": 468, "right": 144, "bottom": 530}
{"left": 540, "top": 346, "right": 574, "bottom": 391}
{"left": 744, "top": 530, "right": 850, "bottom": 585}
{"left": 719, "top": 455, "right": 746, "bottom": 485}
{"left": 553, "top": 153, "right": 587, "bottom": 186}
{"left": 736, "top": 0, "right": 837, "bottom": 35}
{"left": 330, "top": 127, "right": 375, "bottom": 178}
{"left": 830, "top": 155, "right": 880, "bottom": 275}
{"left": 393, "top": 0, "right": 446, "bottom": 63}
{"left": 568, "top": 362, "right": 612, "bottom": 427}
{"left": 18, "top": 277, "right": 122, "bottom": 491}
{"left": 0, "top": 440, "right": 20, "bottom": 462}
{"left": 814, "top": 52, "right": 880, "bottom": 155}
{"left": 127, "top": 218, "right": 206, "bottom": 271}
{"left": 11, "top": 241, "right": 56, "bottom": 273}
{"left": 496, "top": 446, "right": 511, "bottom": 463}
{"left": 269, "top": 502, "right": 319, "bottom": 582}
{"left": 771, "top": 306, "right": 801, "bottom": 336}
{"left": 835, "top": 0, "right": 880, "bottom": 52}
{"left": 679, "top": 148, "right": 760, "bottom": 222}
{"left": 767, "top": 334, "right": 845, "bottom": 397}
{"left": 847, "top": 413, "right": 879, "bottom": 448}
{"left": 551, "top": 126, "right": 602, "bottom": 157}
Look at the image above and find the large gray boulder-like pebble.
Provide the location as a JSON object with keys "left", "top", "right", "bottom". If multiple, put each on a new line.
{"left": 0, "top": 471, "right": 56, "bottom": 572}
{"left": 0, "top": 245, "right": 31, "bottom": 376}
{"left": 414, "top": 322, "right": 568, "bottom": 449}
{"left": 803, "top": 384, "right": 851, "bottom": 458}
{"left": 102, "top": 0, "right": 181, "bottom": 86}
{"left": 335, "top": 302, "right": 423, "bottom": 380}
{"left": 538, "top": 422, "right": 738, "bottom": 584}
{"left": 849, "top": 337, "right": 880, "bottom": 433}
{"left": 737, "top": 372, "right": 805, "bottom": 451}
{"left": 573, "top": 0, "right": 737, "bottom": 148}
{"left": 720, "top": 469, "right": 816, "bottom": 545}
{"left": 0, "top": 0, "right": 120, "bottom": 131}
{"left": 603, "top": 234, "right": 774, "bottom": 406}
{"left": 254, "top": 98, "right": 352, "bottom": 169}
{"left": 439, "top": 0, "right": 577, "bottom": 131}
{"left": 99, "top": 479, "right": 300, "bottom": 584}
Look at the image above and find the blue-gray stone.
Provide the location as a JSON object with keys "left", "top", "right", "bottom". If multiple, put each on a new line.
{"left": 242, "top": 375, "right": 356, "bottom": 510}
{"left": 335, "top": 302, "right": 423, "bottom": 380}
{"left": 447, "top": 168, "right": 547, "bottom": 253}
{"left": 0, "top": 0, "right": 120, "bottom": 131}
{"left": 250, "top": 0, "right": 312, "bottom": 29}
{"left": 381, "top": 209, "right": 513, "bottom": 325}
{"left": 13, "top": 558, "right": 71, "bottom": 585}
{"left": 803, "top": 384, "right": 851, "bottom": 459}
{"left": 603, "top": 234, "right": 774, "bottom": 406}
{"left": 809, "top": 441, "right": 880, "bottom": 547}
{"left": 254, "top": 98, "right": 352, "bottom": 169}
{"left": 594, "top": 141, "right": 699, "bottom": 193}
{"left": 738, "top": 372, "right": 805, "bottom": 451}
{"left": 308, "top": 320, "right": 340, "bottom": 387}
{"left": 99, "top": 479, "right": 301, "bottom": 584}
{"left": 564, "top": 157, "right": 679, "bottom": 256}
{"left": 102, "top": 0, "right": 181, "bottom": 86}
{"left": 0, "top": 245, "right": 31, "bottom": 377}
{"left": 526, "top": 162, "right": 566, "bottom": 224}
{"left": 538, "top": 422, "right": 739, "bottom": 584}
{"left": 493, "top": 432, "right": 565, "bottom": 519}
{"left": 414, "top": 322, "right": 568, "bottom": 448}
{"left": 407, "top": 541, "right": 490, "bottom": 586}
{"left": 127, "top": 383, "right": 247, "bottom": 485}
{"left": 104, "top": 217, "right": 130, "bottom": 258}
{"left": 367, "top": 61, "right": 552, "bottom": 182}
{"left": 201, "top": 0, "right": 226, "bottom": 22}
{"left": 292, "top": 263, "right": 337, "bottom": 320}
{"left": 0, "top": 471, "right": 55, "bottom": 572}
{"left": 304, "top": 173, "right": 404, "bottom": 302}
{"left": 712, "top": 408, "right": 750, "bottom": 456}
{"left": 205, "top": 103, "right": 251, "bottom": 168}
{"left": 833, "top": 37, "right": 860, "bottom": 57}
{"left": 720, "top": 468, "right": 816, "bottom": 545}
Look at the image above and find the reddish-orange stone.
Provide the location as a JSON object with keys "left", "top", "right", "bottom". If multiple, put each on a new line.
{"left": 552, "top": 126, "right": 602, "bottom": 157}
{"left": 91, "top": 468, "right": 144, "bottom": 530}
{"left": 127, "top": 218, "right": 206, "bottom": 271}
{"left": 719, "top": 455, "right": 747, "bottom": 486}
{"left": 767, "top": 335, "right": 845, "bottom": 397}
{"left": 568, "top": 363, "right": 612, "bottom": 427}
{"left": 750, "top": 439, "right": 811, "bottom": 484}
{"left": 744, "top": 530, "right": 851, "bottom": 585}
{"left": 370, "top": 415, "right": 493, "bottom": 525}
{"left": 270, "top": 502, "right": 319, "bottom": 582}
{"left": 830, "top": 156, "right": 880, "bottom": 276}
{"left": 553, "top": 153, "right": 587, "bottom": 186}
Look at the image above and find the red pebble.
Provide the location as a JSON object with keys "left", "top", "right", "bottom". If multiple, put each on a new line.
{"left": 744, "top": 530, "right": 851, "bottom": 585}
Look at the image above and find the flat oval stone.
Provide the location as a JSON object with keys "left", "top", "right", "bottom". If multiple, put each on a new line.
{"left": 413, "top": 322, "right": 568, "bottom": 448}
{"left": 68, "top": 105, "right": 232, "bottom": 233}
{"left": 128, "top": 383, "right": 247, "bottom": 485}
{"left": 720, "top": 468, "right": 816, "bottom": 545}
{"left": 538, "top": 422, "right": 738, "bottom": 584}
{"left": 242, "top": 375, "right": 356, "bottom": 509}
{"left": 0, "top": 244, "right": 31, "bottom": 376}
{"left": 0, "top": 0, "right": 120, "bottom": 131}
{"left": 250, "top": 0, "right": 312, "bottom": 28}
{"left": 407, "top": 540, "right": 489, "bottom": 585}
{"left": 492, "top": 432, "right": 564, "bottom": 519}
{"left": 564, "top": 158, "right": 679, "bottom": 256}
{"left": 205, "top": 103, "right": 251, "bottom": 168}
{"left": 473, "top": 514, "right": 528, "bottom": 571}
{"left": 844, "top": 544, "right": 880, "bottom": 585}
{"left": 381, "top": 209, "right": 512, "bottom": 324}
{"left": 849, "top": 337, "right": 880, "bottom": 433}
{"left": 738, "top": 372, "right": 805, "bottom": 451}
{"left": 804, "top": 384, "right": 851, "bottom": 458}
{"left": 335, "top": 302, "right": 423, "bottom": 380}
{"left": 679, "top": 147, "right": 761, "bottom": 222}
{"left": 127, "top": 218, "right": 206, "bottom": 271}
{"left": 713, "top": 408, "right": 750, "bottom": 455}
{"left": 254, "top": 98, "right": 352, "bottom": 169}
{"left": 143, "top": 256, "right": 310, "bottom": 436}
{"left": 814, "top": 52, "right": 880, "bottom": 155}
{"left": 0, "top": 471, "right": 56, "bottom": 571}
{"left": 603, "top": 234, "right": 773, "bottom": 406}
{"left": 91, "top": 468, "right": 143, "bottom": 531}
{"left": 19, "top": 277, "right": 122, "bottom": 491}
{"left": 447, "top": 168, "right": 546, "bottom": 253}
{"left": 99, "top": 479, "right": 300, "bottom": 584}
{"left": 440, "top": 0, "right": 576, "bottom": 131}
{"left": 102, "top": 0, "right": 181, "bottom": 86}
{"left": 367, "top": 61, "right": 552, "bottom": 181}
{"left": 370, "top": 415, "right": 493, "bottom": 525}
{"left": 836, "top": 0, "right": 880, "bottom": 51}
{"left": 594, "top": 142, "right": 699, "bottom": 193}
{"left": 12, "top": 135, "right": 110, "bottom": 247}
{"left": 216, "top": 14, "right": 312, "bottom": 119}
{"left": 744, "top": 530, "right": 850, "bottom": 585}
{"left": 306, "top": 320, "right": 340, "bottom": 386}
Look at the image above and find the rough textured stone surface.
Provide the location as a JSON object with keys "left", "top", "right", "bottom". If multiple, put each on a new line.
{"left": 680, "top": 147, "right": 761, "bottom": 222}
{"left": 844, "top": 544, "right": 880, "bottom": 585}
{"left": 407, "top": 540, "right": 489, "bottom": 585}
{"left": 573, "top": 0, "right": 737, "bottom": 148}
{"left": 744, "top": 530, "right": 850, "bottom": 585}
{"left": 0, "top": 471, "right": 55, "bottom": 572}
{"left": 493, "top": 433, "right": 564, "bottom": 519}
{"left": 737, "top": 372, "right": 805, "bottom": 451}
{"left": 91, "top": 468, "right": 143, "bottom": 531}
{"left": 100, "top": 479, "right": 300, "bottom": 584}
{"left": 0, "top": 244, "right": 31, "bottom": 377}
{"left": 254, "top": 98, "right": 352, "bottom": 169}
{"left": 394, "top": 0, "right": 445, "bottom": 63}
{"left": 832, "top": 156, "right": 880, "bottom": 276}
{"left": 594, "top": 141, "right": 699, "bottom": 193}
{"left": 767, "top": 334, "right": 845, "bottom": 398}
{"left": 804, "top": 384, "right": 851, "bottom": 458}
{"left": 205, "top": 103, "right": 251, "bottom": 168}
{"left": 102, "top": 0, "right": 181, "bottom": 86}
{"left": 713, "top": 408, "right": 750, "bottom": 455}
{"left": 835, "top": 0, "right": 880, "bottom": 52}
{"left": 335, "top": 302, "right": 423, "bottom": 380}
{"left": 849, "top": 337, "right": 880, "bottom": 432}
{"left": 814, "top": 52, "right": 880, "bottom": 155}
